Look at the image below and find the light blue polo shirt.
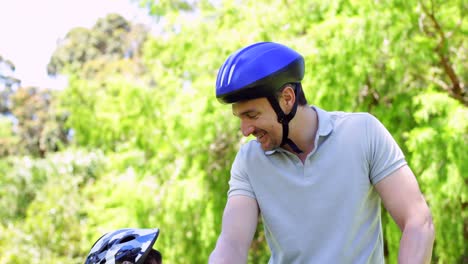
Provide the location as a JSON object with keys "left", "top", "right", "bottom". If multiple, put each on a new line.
{"left": 228, "top": 106, "right": 406, "bottom": 264}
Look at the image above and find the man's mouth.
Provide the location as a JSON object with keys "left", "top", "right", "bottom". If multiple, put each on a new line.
{"left": 256, "top": 132, "right": 266, "bottom": 140}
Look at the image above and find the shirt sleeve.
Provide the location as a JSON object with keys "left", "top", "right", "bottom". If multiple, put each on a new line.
{"left": 366, "top": 114, "right": 407, "bottom": 185}
{"left": 227, "top": 145, "right": 256, "bottom": 199}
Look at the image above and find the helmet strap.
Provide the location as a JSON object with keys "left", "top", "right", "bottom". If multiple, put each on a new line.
{"left": 266, "top": 88, "right": 303, "bottom": 154}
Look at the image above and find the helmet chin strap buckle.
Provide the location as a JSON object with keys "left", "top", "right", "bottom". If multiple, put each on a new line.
{"left": 277, "top": 115, "right": 285, "bottom": 124}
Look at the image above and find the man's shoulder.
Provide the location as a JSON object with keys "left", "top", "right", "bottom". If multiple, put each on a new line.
{"left": 324, "top": 109, "right": 376, "bottom": 127}
{"left": 314, "top": 108, "right": 386, "bottom": 140}
{"left": 328, "top": 109, "right": 373, "bottom": 119}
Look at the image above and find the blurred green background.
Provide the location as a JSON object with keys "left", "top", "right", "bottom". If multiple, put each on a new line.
{"left": 0, "top": 0, "right": 466, "bottom": 263}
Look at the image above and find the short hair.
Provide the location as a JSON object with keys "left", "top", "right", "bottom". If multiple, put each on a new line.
{"left": 122, "top": 250, "right": 162, "bottom": 264}
{"left": 144, "top": 249, "right": 162, "bottom": 264}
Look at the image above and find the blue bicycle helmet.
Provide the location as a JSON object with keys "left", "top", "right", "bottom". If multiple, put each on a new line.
{"left": 215, "top": 42, "right": 305, "bottom": 153}
{"left": 216, "top": 42, "right": 304, "bottom": 103}
{"left": 85, "top": 228, "right": 160, "bottom": 264}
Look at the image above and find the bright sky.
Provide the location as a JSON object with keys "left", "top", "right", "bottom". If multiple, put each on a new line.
{"left": 0, "top": 0, "right": 154, "bottom": 89}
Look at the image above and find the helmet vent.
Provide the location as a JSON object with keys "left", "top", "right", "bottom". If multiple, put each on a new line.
{"left": 119, "top": 235, "right": 136, "bottom": 244}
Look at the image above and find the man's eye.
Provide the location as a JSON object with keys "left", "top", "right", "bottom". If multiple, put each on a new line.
{"left": 247, "top": 114, "right": 258, "bottom": 119}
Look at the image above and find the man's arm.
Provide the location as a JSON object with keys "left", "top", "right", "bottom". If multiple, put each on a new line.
{"left": 209, "top": 195, "right": 259, "bottom": 264}
{"left": 375, "top": 165, "right": 435, "bottom": 264}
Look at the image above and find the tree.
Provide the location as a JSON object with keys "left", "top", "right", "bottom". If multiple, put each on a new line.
{"left": 0, "top": 56, "right": 68, "bottom": 157}
{"left": 0, "top": 55, "right": 21, "bottom": 114}
{"left": 9, "top": 86, "right": 69, "bottom": 157}
{"left": 135, "top": 0, "right": 466, "bottom": 262}
{"left": 0, "top": 0, "right": 465, "bottom": 263}
{"left": 47, "top": 13, "right": 149, "bottom": 78}
{"left": 0, "top": 55, "right": 21, "bottom": 156}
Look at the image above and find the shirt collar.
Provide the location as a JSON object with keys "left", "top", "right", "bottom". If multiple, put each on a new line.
{"left": 265, "top": 105, "right": 333, "bottom": 155}
{"left": 312, "top": 105, "right": 333, "bottom": 137}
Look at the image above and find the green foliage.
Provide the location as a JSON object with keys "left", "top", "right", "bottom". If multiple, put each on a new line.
{"left": 0, "top": 55, "right": 69, "bottom": 157}
{"left": 0, "top": 149, "right": 105, "bottom": 263}
{"left": 137, "top": 0, "right": 196, "bottom": 18}
{"left": 0, "top": 55, "right": 21, "bottom": 96}
{"left": 47, "top": 13, "right": 149, "bottom": 77}
{"left": 1, "top": 0, "right": 466, "bottom": 263}
{"left": 8, "top": 86, "right": 69, "bottom": 157}
{"left": 60, "top": 75, "right": 240, "bottom": 262}
{"left": 0, "top": 115, "right": 19, "bottom": 156}
{"left": 405, "top": 92, "right": 467, "bottom": 263}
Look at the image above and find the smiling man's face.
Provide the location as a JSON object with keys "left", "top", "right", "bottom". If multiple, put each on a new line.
{"left": 232, "top": 97, "right": 282, "bottom": 151}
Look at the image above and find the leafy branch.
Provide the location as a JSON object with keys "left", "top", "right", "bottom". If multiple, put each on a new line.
{"left": 419, "top": 0, "right": 467, "bottom": 106}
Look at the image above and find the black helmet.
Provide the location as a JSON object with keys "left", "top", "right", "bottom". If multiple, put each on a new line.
{"left": 85, "top": 228, "right": 159, "bottom": 264}
{"left": 215, "top": 42, "right": 305, "bottom": 153}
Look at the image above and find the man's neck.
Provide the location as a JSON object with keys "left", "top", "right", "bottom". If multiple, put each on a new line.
{"left": 285, "top": 106, "right": 318, "bottom": 161}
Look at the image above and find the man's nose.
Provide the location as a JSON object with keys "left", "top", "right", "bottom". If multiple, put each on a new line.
{"left": 241, "top": 120, "right": 254, "bottom": 137}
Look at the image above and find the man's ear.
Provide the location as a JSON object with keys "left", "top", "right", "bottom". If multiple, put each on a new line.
{"left": 279, "top": 85, "right": 296, "bottom": 113}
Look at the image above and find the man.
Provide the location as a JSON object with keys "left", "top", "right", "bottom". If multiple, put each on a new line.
{"left": 209, "top": 42, "right": 434, "bottom": 263}
{"left": 85, "top": 228, "right": 162, "bottom": 264}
